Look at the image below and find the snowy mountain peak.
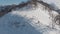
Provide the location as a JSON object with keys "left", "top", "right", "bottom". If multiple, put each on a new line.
{"left": 0, "top": 0, "right": 60, "bottom": 34}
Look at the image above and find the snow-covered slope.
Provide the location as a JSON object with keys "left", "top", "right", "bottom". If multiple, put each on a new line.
{"left": 43, "top": 0, "right": 60, "bottom": 9}
{"left": 0, "top": 0, "right": 60, "bottom": 34}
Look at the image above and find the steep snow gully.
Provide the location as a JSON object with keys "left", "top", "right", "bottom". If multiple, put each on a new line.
{"left": 0, "top": 0, "right": 60, "bottom": 34}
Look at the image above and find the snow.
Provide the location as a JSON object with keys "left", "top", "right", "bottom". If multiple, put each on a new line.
{"left": 43, "top": 0, "right": 60, "bottom": 9}
{"left": 0, "top": 0, "right": 60, "bottom": 34}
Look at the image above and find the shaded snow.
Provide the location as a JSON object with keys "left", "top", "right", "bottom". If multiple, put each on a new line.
{"left": 0, "top": 0, "right": 60, "bottom": 34}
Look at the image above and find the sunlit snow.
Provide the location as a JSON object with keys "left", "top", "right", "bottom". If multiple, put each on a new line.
{"left": 0, "top": 0, "right": 60, "bottom": 34}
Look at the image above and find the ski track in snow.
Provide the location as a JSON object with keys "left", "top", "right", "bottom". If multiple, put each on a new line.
{"left": 0, "top": 0, "right": 60, "bottom": 34}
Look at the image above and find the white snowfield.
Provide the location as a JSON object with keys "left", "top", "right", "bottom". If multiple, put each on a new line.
{"left": 0, "top": 0, "right": 60, "bottom": 34}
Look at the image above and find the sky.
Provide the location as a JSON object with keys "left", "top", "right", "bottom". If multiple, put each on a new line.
{"left": 0, "top": 0, "right": 28, "bottom": 5}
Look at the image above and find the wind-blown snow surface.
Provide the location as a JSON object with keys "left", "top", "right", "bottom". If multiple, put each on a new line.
{"left": 0, "top": 1, "right": 60, "bottom": 34}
